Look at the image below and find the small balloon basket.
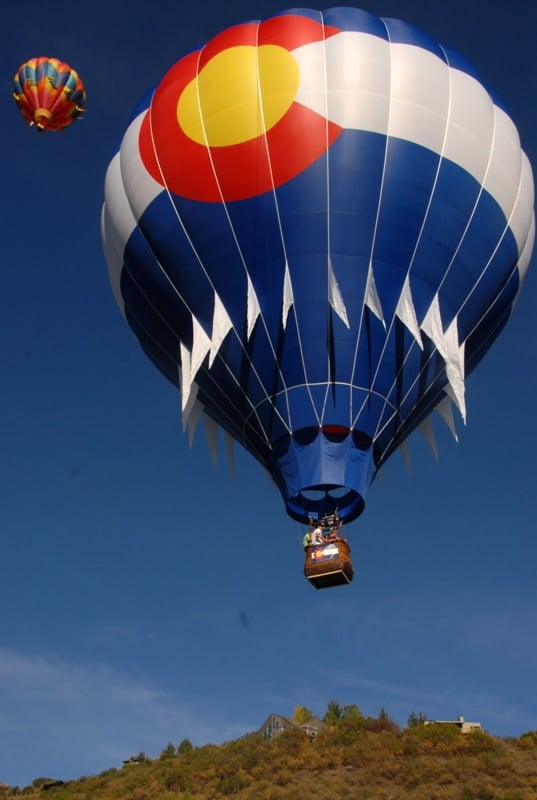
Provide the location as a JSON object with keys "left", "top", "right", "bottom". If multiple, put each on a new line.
{"left": 304, "top": 539, "right": 354, "bottom": 589}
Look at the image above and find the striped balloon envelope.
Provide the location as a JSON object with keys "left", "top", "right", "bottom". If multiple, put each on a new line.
{"left": 102, "top": 7, "right": 534, "bottom": 526}
{"left": 13, "top": 56, "right": 86, "bottom": 132}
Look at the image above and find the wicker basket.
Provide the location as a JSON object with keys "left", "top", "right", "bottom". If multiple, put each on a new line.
{"left": 304, "top": 539, "right": 354, "bottom": 589}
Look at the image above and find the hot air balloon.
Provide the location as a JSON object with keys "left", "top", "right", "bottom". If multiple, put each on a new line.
{"left": 101, "top": 7, "right": 534, "bottom": 588}
{"left": 13, "top": 56, "right": 86, "bottom": 132}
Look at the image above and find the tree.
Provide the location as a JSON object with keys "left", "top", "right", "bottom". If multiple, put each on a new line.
{"left": 342, "top": 704, "right": 363, "bottom": 720}
{"left": 377, "top": 707, "right": 397, "bottom": 731}
{"left": 294, "top": 706, "right": 314, "bottom": 722}
{"left": 407, "top": 711, "right": 428, "bottom": 728}
{"left": 324, "top": 700, "right": 344, "bottom": 725}
{"left": 177, "top": 737, "right": 194, "bottom": 755}
{"left": 160, "top": 742, "right": 177, "bottom": 759}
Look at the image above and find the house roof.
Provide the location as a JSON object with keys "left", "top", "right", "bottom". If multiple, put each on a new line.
{"left": 259, "top": 713, "right": 326, "bottom": 736}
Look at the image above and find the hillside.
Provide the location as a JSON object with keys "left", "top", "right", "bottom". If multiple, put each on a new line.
{"left": 2, "top": 717, "right": 537, "bottom": 799}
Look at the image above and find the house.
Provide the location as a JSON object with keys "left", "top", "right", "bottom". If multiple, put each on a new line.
{"left": 122, "top": 754, "right": 151, "bottom": 766}
{"left": 259, "top": 713, "right": 325, "bottom": 740}
{"left": 42, "top": 780, "right": 65, "bottom": 791}
{"left": 424, "top": 715, "right": 483, "bottom": 734}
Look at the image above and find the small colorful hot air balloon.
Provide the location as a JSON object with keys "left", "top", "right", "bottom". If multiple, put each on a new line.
{"left": 13, "top": 56, "right": 86, "bottom": 132}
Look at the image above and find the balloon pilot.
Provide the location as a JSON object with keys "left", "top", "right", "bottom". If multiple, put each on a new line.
{"left": 303, "top": 513, "right": 354, "bottom": 590}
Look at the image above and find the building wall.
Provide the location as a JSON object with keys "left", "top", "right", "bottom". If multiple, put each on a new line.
{"left": 424, "top": 716, "right": 482, "bottom": 734}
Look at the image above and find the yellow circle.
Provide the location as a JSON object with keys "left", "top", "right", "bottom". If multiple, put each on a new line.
{"left": 178, "top": 45, "right": 299, "bottom": 146}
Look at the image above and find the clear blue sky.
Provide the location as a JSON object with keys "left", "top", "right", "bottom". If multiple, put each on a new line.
{"left": 1, "top": 0, "right": 536, "bottom": 788}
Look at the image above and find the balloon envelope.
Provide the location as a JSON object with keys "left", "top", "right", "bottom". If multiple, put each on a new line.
{"left": 102, "top": 7, "right": 534, "bottom": 524}
{"left": 13, "top": 56, "right": 86, "bottom": 131}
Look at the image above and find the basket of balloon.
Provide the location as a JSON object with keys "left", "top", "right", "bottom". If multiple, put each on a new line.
{"left": 304, "top": 539, "right": 354, "bottom": 590}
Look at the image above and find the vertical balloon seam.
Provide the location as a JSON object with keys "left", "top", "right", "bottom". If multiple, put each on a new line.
{"left": 394, "top": 46, "right": 464, "bottom": 433}
{"left": 251, "top": 12, "right": 321, "bottom": 432}
{"left": 183, "top": 345, "right": 274, "bottom": 461}
{"left": 368, "top": 38, "right": 457, "bottom": 448}
{"left": 252, "top": 20, "right": 304, "bottom": 432}
{"left": 364, "top": 45, "right": 516, "bottom": 450}
{"left": 117, "top": 238, "right": 178, "bottom": 354}
{"left": 484, "top": 148, "right": 531, "bottom": 309}
{"left": 116, "top": 135, "right": 186, "bottom": 350}
{"left": 117, "top": 248, "right": 182, "bottom": 375}
{"left": 254, "top": 18, "right": 320, "bottom": 432}
{"left": 321, "top": 9, "right": 354, "bottom": 427}
{"left": 120, "top": 148, "right": 276, "bottom": 462}
{"left": 458, "top": 222, "right": 518, "bottom": 338}
{"left": 190, "top": 28, "right": 276, "bottom": 416}
{"left": 436, "top": 70, "right": 527, "bottom": 339}
{"left": 351, "top": 18, "right": 392, "bottom": 443}
{"left": 386, "top": 43, "right": 510, "bottom": 446}
{"left": 36, "top": 59, "right": 46, "bottom": 108}
{"left": 376, "top": 375, "right": 455, "bottom": 460}
{"left": 104, "top": 149, "right": 178, "bottom": 352}
{"left": 110, "top": 110, "right": 162, "bottom": 331}
{"left": 295, "top": 8, "right": 331, "bottom": 425}
{"left": 320, "top": 8, "right": 337, "bottom": 420}
{"left": 47, "top": 70, "right": 66, "bottom": 114}
{"left": 413, "top": 100, "right": 517, "bottom": 422}
{"left": 437, "top": 105, "right": 514, "bottom": 315}
{"left": 302, "top": 18, "right": 390, "bottom": 446}
{"left": 349, "top": 270, "right": 385, "bottom": 427}
{"left": 113, "top": 114, "right": 273, "bottom": 457}
{"left": 102, "top": 124, "right": 186, "bottom": 394}
{"left": 347, "top": 20, "right": 392, "bottom": 434}
{"left": 255, "top": 17, "right": 334, "bottom": 437}
{"left": 375, "top": 144, "right": 524, "bottom": 458}
{"left": 185, "top": 29, "right": 299, "bottom": 441}
{"left": 140, "top": 76, "right": 287, "bottom": 451}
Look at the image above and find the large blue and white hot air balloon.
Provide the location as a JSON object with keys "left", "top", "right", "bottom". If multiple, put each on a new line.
{"left": 102, "top": 7, "right": 534, "bottom": 530}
